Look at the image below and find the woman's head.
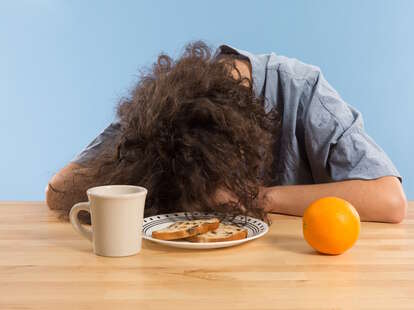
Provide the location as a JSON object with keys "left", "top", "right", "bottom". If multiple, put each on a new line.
{"left": 82, "top": 41, "right": 280, "bottom": 222}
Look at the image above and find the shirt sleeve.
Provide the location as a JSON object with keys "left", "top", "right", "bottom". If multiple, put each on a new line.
{"left": 303, "top": 71, "right": 402, "bottom": 183}
{"left": 71, "top": 121, "right": 122, "bottom": 166}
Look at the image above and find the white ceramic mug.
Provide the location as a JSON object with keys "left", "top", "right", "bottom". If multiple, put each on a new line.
{"left": 69, "top": 185, "right": 148, "bottom": 257}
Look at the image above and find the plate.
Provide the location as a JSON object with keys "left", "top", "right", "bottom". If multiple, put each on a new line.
{"left": 142, "top": 212, "right": 269, "bottom": 249}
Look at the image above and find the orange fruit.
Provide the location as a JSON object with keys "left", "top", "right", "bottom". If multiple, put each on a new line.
{"left": 303, "top": 197, "right": 360, "bottom": 255}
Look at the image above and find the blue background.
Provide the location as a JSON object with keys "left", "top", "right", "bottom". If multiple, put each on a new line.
{"left": 1, "top": 0, "right": 413, "bottom": 200}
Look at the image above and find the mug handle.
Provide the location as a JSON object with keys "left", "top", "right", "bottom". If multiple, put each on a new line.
{"left": 69, "top": 202, "right": 93, "bottom": 242}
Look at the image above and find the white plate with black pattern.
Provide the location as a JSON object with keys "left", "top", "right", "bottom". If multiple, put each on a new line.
{"left": 142, "top": 212, "right": 269, "bottom": 249}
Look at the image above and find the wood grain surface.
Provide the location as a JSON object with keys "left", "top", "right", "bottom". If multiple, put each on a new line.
{"left": 1, "top": 201, "right": 413, "bottom": 309}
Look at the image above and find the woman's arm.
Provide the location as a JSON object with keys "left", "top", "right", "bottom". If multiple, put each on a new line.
{"left": 46, "top": 162, "right": 90, "bottom": 217}
{"left": 261, "top": 176, "right": 407, "bottom": 223}
{"left": 46, "top": 121, "right": 121, "bottom": 219}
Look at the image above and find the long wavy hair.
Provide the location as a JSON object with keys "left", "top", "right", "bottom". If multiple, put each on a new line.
{"left": 57, "top": 41, "right": 281, "bottom": 224}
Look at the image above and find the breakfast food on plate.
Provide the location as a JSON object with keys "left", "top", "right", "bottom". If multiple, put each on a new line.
{"left": 151, "top": 218, "right": 220, "bottom": 240}
{"left": 186, "top": 223, "right": 248, "bottom": 243}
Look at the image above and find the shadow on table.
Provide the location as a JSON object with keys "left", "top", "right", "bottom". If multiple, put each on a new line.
{"left": 141, "top": 234, "right": 321, "bottom": 255}
{"left": 262, "top": 234, "right": 319, "bottom": 255}
{"left": 62, "top": 232, "right": 320, "bottom": 255}
{"left": 141, "top": 237, "right": 258, "bottom": 254}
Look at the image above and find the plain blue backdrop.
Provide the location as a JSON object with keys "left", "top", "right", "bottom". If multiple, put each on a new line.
{"left": 1, "top": 0, "right": 413, "bottom": 200}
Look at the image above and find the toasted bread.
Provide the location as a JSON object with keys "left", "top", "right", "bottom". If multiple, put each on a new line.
{"left": 151, "top": 218, "right": 220, "bottom": 240}
{"left": 186, "top": 223, "right": 248, "bottom": 242}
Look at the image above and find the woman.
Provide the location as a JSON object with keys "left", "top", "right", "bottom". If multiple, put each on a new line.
{"left": 46, "top": 41, "right": 407, "bottom": 224}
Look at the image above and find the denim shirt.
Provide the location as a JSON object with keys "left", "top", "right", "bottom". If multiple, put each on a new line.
{"left": 72, "top": 44, "right": 401, "bottom": 185}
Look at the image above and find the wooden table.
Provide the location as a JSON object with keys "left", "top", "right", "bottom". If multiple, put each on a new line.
{"left": 1, "top": 202, "right": 413, "bottom": 309}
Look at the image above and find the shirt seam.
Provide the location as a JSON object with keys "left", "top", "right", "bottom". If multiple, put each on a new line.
{"left": 271, "top": 66, "right": 349, "bottom": 134}
{"left": 266, "top": 66, "right": 319, "bottom": 85}
{"left": 304, "top": 79, "right": 347, "bottom": 132}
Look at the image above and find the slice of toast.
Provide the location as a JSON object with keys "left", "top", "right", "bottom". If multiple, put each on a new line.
{"left": 151, "top": 218, "right": 220, "bottom": 240}
{"left": 186, "top": 223, "right": 248, "bottom": 242}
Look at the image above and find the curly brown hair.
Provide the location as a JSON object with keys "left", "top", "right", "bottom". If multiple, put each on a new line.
{"left": 58, "top": 41, "right": 281, "bottom": 224}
